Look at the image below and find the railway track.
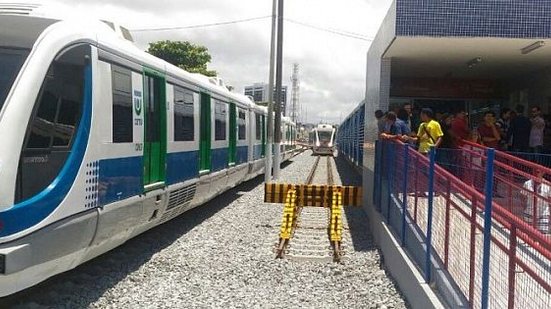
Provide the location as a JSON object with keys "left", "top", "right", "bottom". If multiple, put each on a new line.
{"left": 275, "top": 155, "right": 349, "bottom": 262}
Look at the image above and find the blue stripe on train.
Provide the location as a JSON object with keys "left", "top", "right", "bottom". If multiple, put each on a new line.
{"left": 98, "top": 151, "right": 200, "bottom": 203}
{"left": 98, "top": 156, "right": 143, "bottom": 206}
{"left": 211, "top": 147, "right": 228, "bottom": 172}
{"left": 253, "top": 144, "right": 263, "bottom": 160}
{"left": 236, "top": 146, "right": 248, "bottom": 164}
{"left": 0, "top": 63, "right": 93, "bottom": 237}
{"left": 166, "top": 151, "right": 199, "bottom": 184}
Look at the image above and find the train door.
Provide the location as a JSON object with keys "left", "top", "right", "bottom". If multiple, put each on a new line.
{"left": 199, "top": 92, "right": 212, "bottom": 172}
{"left": 228, "top": 102, "right": 237, "bottom": 165}
{"left": 143, "top": 70, "right": 167, "bottom": 191}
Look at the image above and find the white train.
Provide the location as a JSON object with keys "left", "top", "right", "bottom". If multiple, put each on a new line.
{"left": 312, "top": 124, "right": 336, "bottom": 156}
{"left": 0, "top": 14, "right": 298, "bottom": 296}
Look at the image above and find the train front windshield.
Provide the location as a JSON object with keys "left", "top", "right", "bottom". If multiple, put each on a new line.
{"left": 0, "top": 48, "right": 28, "bottom": 113}
{"left": 318, "top": 131, "right": 333, "bottom": 143}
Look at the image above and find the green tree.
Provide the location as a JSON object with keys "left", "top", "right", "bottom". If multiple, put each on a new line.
{"left": 147, "top": 40, "right": 217, "bottom": 77}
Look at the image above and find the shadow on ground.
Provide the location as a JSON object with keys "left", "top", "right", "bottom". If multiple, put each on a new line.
{"left": 333, "top": 155, "right": 375, "bottom": 253}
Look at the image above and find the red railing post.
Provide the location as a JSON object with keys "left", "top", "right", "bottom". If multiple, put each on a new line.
{"left": 469, "top": 147, "right": 474, "bottom": 187}
{"left": 469, "top": 196, "right": 477, "bottom": 307}
{"left": 532, "top": 193, "right": 538, "bottom": 230}
{"left": 507, "top": 182, "right": 512, "bottom": 213}
{"left": 508, "top": 225, "right": 517, "bottom": 309}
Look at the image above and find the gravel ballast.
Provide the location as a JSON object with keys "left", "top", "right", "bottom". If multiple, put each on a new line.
{"left": 3, "top": 151, "right": 408, "bottom": 308}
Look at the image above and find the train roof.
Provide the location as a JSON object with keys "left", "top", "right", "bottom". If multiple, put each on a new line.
{"left": 252, "top": 105, "right": 268, "bottom": 114}
{"left": 0, "top": 15, "right": 58, "bottom": 49}
{"left": 282, "top": 116, "right": 296, "bottom": 126}
{"left": 1, "top": 14, "right": 259, "bottom": 110}
{"left": 316, "top": 123, "right": 335, "bottom": 129}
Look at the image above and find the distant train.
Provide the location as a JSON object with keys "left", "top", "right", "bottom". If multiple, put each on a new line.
{"left": 312, "top": 124, "right": 336, "bottom": 156}
{"left": 0, "top": 14, "right": 298, "bottom": 296}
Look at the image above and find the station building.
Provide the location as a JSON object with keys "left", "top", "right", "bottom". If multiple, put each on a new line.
{"left": 244, "top": 83, "right": 288, "bottom": 115}
{"left": 364, "top": 0, "right": 551, "bottom": 197}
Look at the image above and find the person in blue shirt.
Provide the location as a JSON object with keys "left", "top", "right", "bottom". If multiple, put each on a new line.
{"left": 380, "top": 111, "right": 411, "bottom": 139}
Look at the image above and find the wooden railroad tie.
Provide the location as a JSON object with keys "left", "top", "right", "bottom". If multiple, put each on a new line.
{"left": 264, "top": 183, "right": 362, "bottom": 208}
{"left": 267, "top": 183, "right": 362, "bottom": 261}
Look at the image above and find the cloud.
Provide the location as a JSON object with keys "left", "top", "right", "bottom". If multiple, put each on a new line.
{"left": 6, "top": 0, "right": 394, "bottom": 123}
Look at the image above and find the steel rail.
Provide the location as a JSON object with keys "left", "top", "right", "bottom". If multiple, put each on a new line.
{"left": 327, "top": 156, "right": 334, "bottom": 186}
{"left": 306, "top": 156, "right": 321, "bottom": 184}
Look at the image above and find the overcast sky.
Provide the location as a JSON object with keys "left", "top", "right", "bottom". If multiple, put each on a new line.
{"left": 11, "top": 0, "right": 393, "bottom": 124}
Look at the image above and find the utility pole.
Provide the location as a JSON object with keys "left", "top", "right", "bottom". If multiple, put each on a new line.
{"left": 290, "top": 63, "right": 300, "bottom": 124}
{"left": 265, "top": 0, "right": 277, "bottom": 183}
{"left": 273, "top": 0, "right": 284, "bottom": 180}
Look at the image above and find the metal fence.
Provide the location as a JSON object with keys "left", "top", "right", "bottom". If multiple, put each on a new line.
{"left": 336, "top": 102, "right": 364, "bottom": 165}
{"left": 374, "top": 140, "right": 551, "bottom": 309}
{"left": 459, "top": 141, "right": 551, "bottom": 239}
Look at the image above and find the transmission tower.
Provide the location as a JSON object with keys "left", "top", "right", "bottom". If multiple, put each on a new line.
{"left": 290, "top": 63, "right": 300, "bottom": 123}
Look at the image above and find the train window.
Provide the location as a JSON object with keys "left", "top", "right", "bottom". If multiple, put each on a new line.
{"left": 255, "top": 114, "right": 261, "bottom": 140}
{"left": 174, "top": 86, "right": 194, "bottom": 141}
{"left": 26, "top": 80, "right": 57, "bottom": 149}
{"left": 16, "top": 44, "right": 90, "bottom": 202}
{"left": 318, "top": 130, "right": 332, "bottom": 142}
{"left": 214, "top": 101, "right": 226, "bottom": 141}
{"left": 0, "top": 48, "right": 29, "bottom": 113}
{"left": 52, "top": 89, "right": 81, "bottom": 147}
{"left": 238, "top": 109, "right": 246, "bottom": 140}
{"left": 112, "top": 65, "right": 133, "bottom": 143}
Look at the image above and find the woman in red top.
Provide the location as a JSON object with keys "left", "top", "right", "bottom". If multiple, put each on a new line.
{"left": 477, "top": 111, "right": 501, "bottom": 148}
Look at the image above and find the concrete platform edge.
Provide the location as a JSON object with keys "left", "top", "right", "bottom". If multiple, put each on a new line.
{"left": 364, "top": 203, "right": 446, "bottom": 309}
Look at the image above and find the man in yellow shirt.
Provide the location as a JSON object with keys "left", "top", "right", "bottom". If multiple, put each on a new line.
{"left": 402, "top": 108, "right": 443, "bottom": 154}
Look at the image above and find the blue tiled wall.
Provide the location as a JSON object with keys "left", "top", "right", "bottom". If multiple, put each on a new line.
{"left": 396, "top": 0, "right": 551, "bottom": 38}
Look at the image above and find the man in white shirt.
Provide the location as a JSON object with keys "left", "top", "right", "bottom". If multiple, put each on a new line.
{"left": 522, "top": 173, "right": 550, "bottom": 234}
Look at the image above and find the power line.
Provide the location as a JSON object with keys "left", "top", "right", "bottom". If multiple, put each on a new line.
{"left": 130, "top": 15, "right": 271, "bottom": 32}
{"left": 285, "top": 18, "right": 373, "bottom": 41}
{"left": 129, "top": 15, "right": 374, "bottom": 42}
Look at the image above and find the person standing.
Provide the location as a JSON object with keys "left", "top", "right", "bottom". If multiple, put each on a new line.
{"left": 522, "top": 171, "right": 550, "bottom": 234}
{"left": 402, "top": 108, "right": 443, "bottom": 154}
{"left": 451, "top": 109, "right": 470, "bottom": 146}
{"left": 477, "top": 111, "right": 501, "bottom": 148}
{"left": 380, "top": 111, "right": 410, "bottom": 139}
{"left": 496, "top": 108, "right": 511, "bottom": 150}
{"left": 439, "top": 114, "right": 456, "bottom": 149}
{"left": 403, "top": 102, "right": 420, "bottom": 134}
{"left": 438, "top": 113, "right": 457, "bottom": 172}
{"left": 507, "top": 105, "right": 531, "bottom": 153}
{"left": 530, "top": 106, "right": 545, "bottom": 153}
{"left": 403, "top": 103, "right": 413, "bottom": 131}
{"left": 375, "top": 109, "right": 385, "bottom": 135}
